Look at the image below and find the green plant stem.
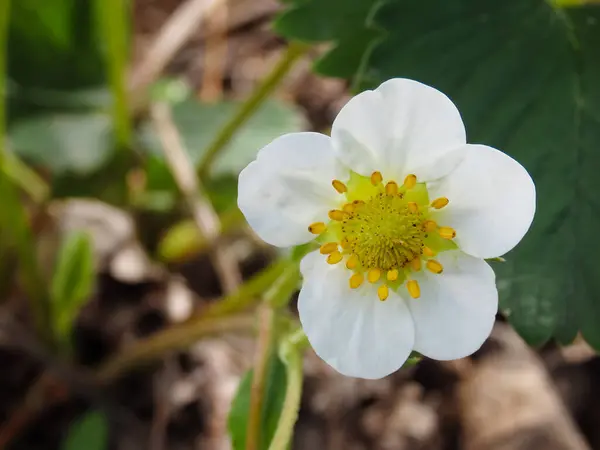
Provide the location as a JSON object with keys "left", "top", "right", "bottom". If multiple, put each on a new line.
{"left": 245, "top": 265, "right": 301, "bottom": 450}
{"left": 0, "top": 177, "right": 50, "bottom": 339}
{"left": 97, "top": 258, "right": 294, "bottom": 381}
{"left": 202, "top": 257, "right": 291, "bottom": 319}
{"left": 197, "top": 41, "right": 310, "bottom": 178}
{"left": 95, "top": 0, "right": 132, "bottom": 147}
{"left": 97, "top": 315, "right": 255, "bottom": 382}
{"left": 246, "top": 305, "right": 275, "bottom": 450}
{"left": 2, "top": 151, "right": 50, "bottom": 204}
{"left": 268, "top": 328, "right": 309, "bottom": 450}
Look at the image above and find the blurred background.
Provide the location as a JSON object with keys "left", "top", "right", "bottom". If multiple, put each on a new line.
{"left": 1, "top": 0, "right": 600, "bottom": 449}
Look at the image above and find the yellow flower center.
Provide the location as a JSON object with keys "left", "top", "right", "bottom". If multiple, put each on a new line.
{"left": 309, "top": 171, "right": 457, "bottom": 301}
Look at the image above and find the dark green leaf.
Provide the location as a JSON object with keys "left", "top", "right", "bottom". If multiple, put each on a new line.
{"left": 50, "top": 232, "right": 95, "bottom": 345}
{"left": 140, "top": 99, "right": 304, "bottom": 178}
{"left": 62, "top": 410, "right": 108, "bottom": 450}
{"left": 274, "top": 0, "right": 381, "bottom": 80}
{"left": 9, "top": 113, "right": 113, "bottom": 175}
{"left": 228, "top": 354, "right": 287, "bottom": 450}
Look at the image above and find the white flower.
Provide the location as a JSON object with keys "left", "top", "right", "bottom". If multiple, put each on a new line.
{"left": 238, "top": 78, "right": 536, "bottom": 379}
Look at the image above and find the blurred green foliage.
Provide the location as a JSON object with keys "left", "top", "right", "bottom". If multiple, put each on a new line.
{"left": 50, "top": 232, "right": 95, "bottom": 349}
{"left": 62, "top": 410, "right": 108, "bottom": 450}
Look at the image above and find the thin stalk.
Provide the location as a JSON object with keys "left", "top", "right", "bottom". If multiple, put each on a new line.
{"left": 197, "top": 41, "right": 310, "bottom": 178}
{"left": 95, "top": 0, "right": 132, "bottom": 147}
{"left": 268, "top": 328, "right": 309, "bottom": 450}
{"left": 97, "top": 315, "right": 255, "bottom": 382}
{"left": 245, "top": 266, "right": 301, "bottom": 450}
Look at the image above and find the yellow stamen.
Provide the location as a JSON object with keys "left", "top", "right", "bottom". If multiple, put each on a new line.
{"left": 340, "top": 238, "right": 350, "bottom": 249}
{"left": 407, "top": 280, "right": 420, "bottom": 299}
{"left": 370, "top": 171, "right": 383, "bottom": 186}
{"left": 423, "top": 246, "right": 436, "bottom": 257}
{"left": 332, "top": 179, "right": 347, "bottom": 194}
{"left": 327, "top": 251, "right": 343, "bottom": 265}
{"left": 346, "top": 254, "right": 359, "bottom": 270}
{"left": 408, "top": 202, "right": 419, "bottom": 213}
{"left": 439, "top": 226, "right": 457, "bottom": 239}
{"left": 410, "top": 257, "right": 422, "bottom": 271}
{"left": 385, "top": 181, "right": 398, "bottom": 195}
{"left": 320, "top": 242, "right": 338, "bottom": 254}
{"left": 367, "top": 268, "right": 381, "bottom": 283}
{"left": 308, "top": 222, "right": 326, "bottom": 235}
{"left": 328, "top": 209, "right": 346, "bottom": 221}
{"left": 352, "top": 200, "right": 365, "bottom": 206}
{"left": 349, "top": 273, "right": 364, "bottom": 289}
{"left": 423, "top": 220, "right": 437, "bottom": 232}
{"left": 431, "top": 197, "right": 449, "bottom": 209}
{"left": 403, "top": 174, "right": 417, "bottom": 189}
{"left": 378, "top": 284, "right": 389, "bottom": 301}
{"left": 343, "top": 203, "right": 355, "bottom": 213}
{"left": 426, "top": 260, "right": 443, "bottom": 274}
{"left": 387, "top": 269, "right": 399, "bottom": 281}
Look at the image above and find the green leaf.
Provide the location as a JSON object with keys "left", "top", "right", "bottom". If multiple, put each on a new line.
{"left": 358, "top": 1, "right": 600, "bottom": 349}
{"left": 274, "top": 0, "right": 381, "bottom": 80}
{"left": 9, "top": 113, "right": 114, "bottom": 175}
{"left": 50, "top": 232, "right": 95, "bottom": 346}
{"left": 62, "top": 410, "right": 108, "bottom": 450}
{"left": 140, "top": 99, "right": 304, "bottom": 178}
{"left": 228, "top": 354, "right": 287, "bottom": 450}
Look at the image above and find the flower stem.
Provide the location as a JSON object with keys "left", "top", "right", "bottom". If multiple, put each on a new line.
{"left": 268, "top": 328, "right": 309, "bottom": 450}
{"left": 97, "top": 315, "right": 255, "bottom": 382}
{"left": 245, "top": 305, "right": 275, "bottom": 450}
{"left": 245, "top": 265, "right": 302, "bottom": 450}
{"left": 197, "top": 41, "right": 310, "bottom": 178}
{"left": 95, "top": 0, "right": 132, "bottom": 148}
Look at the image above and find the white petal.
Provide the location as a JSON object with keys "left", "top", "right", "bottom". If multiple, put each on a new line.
{"left": 238, "top": 133, "right": 345, "bottom": 247}
{"left": 428, "top": 144, "right": 536, "bottom": 258}
{"left": 331, "top": 78, "right": 466, "bottom": 181}
{"left": 408, "top": 250, "right": 497, "bottom": 360}
{"left": 298, "top": 251, "right": 415, "bottom": 379}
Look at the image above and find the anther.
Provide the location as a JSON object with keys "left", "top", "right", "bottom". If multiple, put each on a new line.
{"left": 387, "top": 269, "right": 399, "bottom": 281}
{"left": 327, "top": 251, "right": 343, "bottom": 265}
{"left": 431, "top": 197, "right": 449, "bottom": 209}
{"left": 308, "top": 222, "right": 326, "bottom": 234}
{"left": 410, "top": 257, "right": 422, "bottom": 271}
{"left": 352, "top": 200, "right": 365, "bottom": 206}
{"left": 406, "top": 280, "right": 420, "bottom": 299}
{"left": 371, "top": 171, "right": 383, "bottom": 186}
{"left": 438, "top": 226, "right": 457, "bottom": 239}
{"left": 423, "top": 246, "right": 436, "bottom": 257}
{"left": 340, "top": 238, "right": 350, "bottom": 249}
{"left": 343, "top": 203, "right": 355, "bottom": 213}
{"left": 422, "top": 220, "right": 437, "bottom": 232}
{"left": 332, "top": 179, "right": 347, "bottom": 194}
{"left": 367, "top": 268, "right": 381, "bottom": 283}
{"left": 346, "top": 254, "right": 359, "bottom": 270}
{"left": 385, "top": 181, "right": 398, "bottom": 195}
{"left": 349, "top": 273, "right": 364, "bottom": 289}
{"left": 320, "top": 242, "right": 338, "bottom": 254}
{"left": 378, "top": 284, "right": 389, "bottom": 301}
{"left": 403, "top": 174, "right": 417, "bottom": 189}
{"left": 408, "top": 202, "right": 419, "bottom": 213}
{"left": 426, "top": 260, "right": 443, "bottom": 274}
{"left": 328, "top": 209, "right": 346, "bottom": 221}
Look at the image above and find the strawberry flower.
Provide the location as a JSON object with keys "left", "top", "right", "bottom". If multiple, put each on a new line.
{"left": 238, "top": 78, "right": 536, "bottom": 379}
